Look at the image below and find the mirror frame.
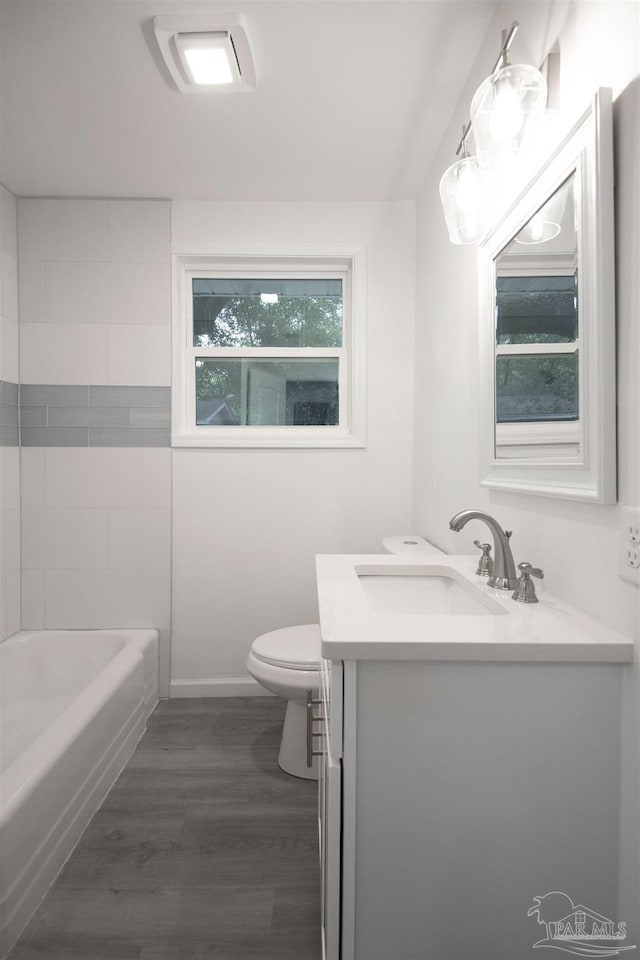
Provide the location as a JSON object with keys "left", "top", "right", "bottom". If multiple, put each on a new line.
{"left": 478, "top": 88, "right": 615, "bottom": 503}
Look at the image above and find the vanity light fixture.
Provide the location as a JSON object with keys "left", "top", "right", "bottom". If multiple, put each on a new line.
{"left": 152, "top": 14, "right": 257, "bottom": 93}
{"left": 470, "top": 55, "right": 547, "bottom": 174}
{"left": 439, "top": 22, "right": 548, "bottom": 245}
{"left": 439, "top": 134, "right": 488, "bottom": 245}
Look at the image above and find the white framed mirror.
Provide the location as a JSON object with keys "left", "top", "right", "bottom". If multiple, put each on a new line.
{"left": 478, "top": 88, "right": 615, "bottom": 503}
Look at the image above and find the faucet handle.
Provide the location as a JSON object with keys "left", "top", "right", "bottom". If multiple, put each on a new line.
{"left": 473, "top": 540, "right": 494, "bottom": 578}
{"left": 512, "top": 562, "right": 544, "bottom": 603}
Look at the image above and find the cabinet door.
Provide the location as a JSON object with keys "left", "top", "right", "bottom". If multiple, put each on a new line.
{"left": 320, "top": 747, "right": 341, "bottom": 960}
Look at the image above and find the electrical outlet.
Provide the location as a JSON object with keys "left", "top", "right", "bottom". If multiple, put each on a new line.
{"left": 625, "top": 546, "right": 640, "bottom": 568}
{"left": 620, "top": 507, "right": 640, "bottom": 585}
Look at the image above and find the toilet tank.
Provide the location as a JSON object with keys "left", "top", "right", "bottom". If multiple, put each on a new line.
{"left": 382, "top": 536, "right": 446, "bottom": 558}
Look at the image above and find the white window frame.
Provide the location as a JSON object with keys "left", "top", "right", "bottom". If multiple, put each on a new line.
{"left": 494, "top": 258, "right": 581, "bottom": 457}
{"left": 171, "top": 244, "right": 366, "bottom": 448}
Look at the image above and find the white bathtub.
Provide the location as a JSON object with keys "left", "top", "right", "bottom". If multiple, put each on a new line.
{"left": 0, "top": 628, "right": 159, "bottom": 958}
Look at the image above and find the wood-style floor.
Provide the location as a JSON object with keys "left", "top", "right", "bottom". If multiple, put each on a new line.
{"left": 8, "top": 698, "right": 322, "bottom": 960}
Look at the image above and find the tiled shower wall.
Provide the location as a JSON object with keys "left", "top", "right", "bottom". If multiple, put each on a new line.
{"left": 0, "top": 185, "right": 20, "bottom": 640}
{"left": 18, "top": 199, "right": 172, "bottom": 690}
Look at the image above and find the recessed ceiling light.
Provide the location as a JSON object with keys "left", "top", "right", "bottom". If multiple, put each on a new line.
{"left": 177, "top": 33, "right": 237, "bottom": 86}
{"left": 152, "top": 15, "right": 257, "bottom": 93}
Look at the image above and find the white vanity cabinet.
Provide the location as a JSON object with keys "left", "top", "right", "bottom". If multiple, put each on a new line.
{"left": 316, "top": 555, "right": 634, "bottom": 960}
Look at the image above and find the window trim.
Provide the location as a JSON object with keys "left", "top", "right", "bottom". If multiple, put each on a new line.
{"left": 494, "top": 260, "right": 581, "bottom": 452}
{"left": 171, "top": 244, "right": 366, "bottom": 448}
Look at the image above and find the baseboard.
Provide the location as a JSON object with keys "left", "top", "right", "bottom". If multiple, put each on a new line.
{"left": 169, "top": 677, "right": 274, "bottom": 698}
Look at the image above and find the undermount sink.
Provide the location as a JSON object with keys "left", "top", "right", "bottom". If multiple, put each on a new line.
{"left": 355, "top": 564, "right": 507, "bottom": 616}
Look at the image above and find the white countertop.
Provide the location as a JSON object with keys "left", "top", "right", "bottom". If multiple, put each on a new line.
{"left": 315, "top": 553, "right": 634, "bottom": 663}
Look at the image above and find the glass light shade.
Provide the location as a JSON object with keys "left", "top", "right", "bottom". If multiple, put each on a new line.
{"left": 439, "top": 156, "right": 489, "bottom": 245}
{"left": 470, "top": 64, "right": 548, "bottom": 172}
{"left": 515, "top": 176, "right": 573, "bottom": 245}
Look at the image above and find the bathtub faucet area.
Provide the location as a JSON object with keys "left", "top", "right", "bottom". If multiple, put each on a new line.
{"left": 449, "top": 510, "right": 519, "bottom": 590}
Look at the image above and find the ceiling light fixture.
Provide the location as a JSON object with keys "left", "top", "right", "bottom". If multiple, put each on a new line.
{"left": 152, "top": 15, "right": 257, "bottom": 93}
{"left": 176, "top": 34, "right": 237, "bottom": 86}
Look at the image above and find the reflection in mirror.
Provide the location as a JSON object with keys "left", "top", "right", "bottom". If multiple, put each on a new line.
{"left": 494, "top": 175, "right": 579, "bottom": 459}
{"left": 479, "top": 88, "right": 615, "bottom": 502}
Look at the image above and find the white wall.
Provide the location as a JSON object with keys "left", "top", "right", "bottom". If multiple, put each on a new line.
{"left": 17, "top": 199, "right": 172, "bottom": 689}
{"left": 0, "top": 183, "right": 20, "bottom": 640}
{"left": 413, "top": 0, "right": 639, "bottom": 938}
{"left": 170, "top": 201, "right": 415, "bottom": 691}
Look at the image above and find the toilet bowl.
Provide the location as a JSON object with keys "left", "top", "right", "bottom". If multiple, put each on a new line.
{"left": 246, "top": 537, "right": 441, "bottom": 780}
{"left": 246, "top": 624, "right": 322, "bottom": 780}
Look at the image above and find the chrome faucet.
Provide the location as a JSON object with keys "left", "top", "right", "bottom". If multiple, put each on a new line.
{"left": 449, "top": 510, "right": 519, "bottom": 590}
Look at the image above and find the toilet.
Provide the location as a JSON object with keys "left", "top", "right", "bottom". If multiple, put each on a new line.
{"left": 246, "top": 623, "right": 322, "bottom": 779}
{"left": 247, "top": 537, "right": 441, "bottom": 780}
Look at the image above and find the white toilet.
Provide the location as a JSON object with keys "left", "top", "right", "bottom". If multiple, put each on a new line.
{"left": 246, "top": 537, "right": 440, "bottom": 780}
{"left": 246, "top": 623, "right": 322, "bottom": 779}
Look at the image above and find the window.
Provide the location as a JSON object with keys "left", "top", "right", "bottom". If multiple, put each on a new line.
{"left": 493, "top": 261, "right": 581, "bottom": 458}
{"left": 495, "top": 273, "right": 579, "bottom": 424}
{"left": 172, "top": 251, "right": 365, "bottom": 447}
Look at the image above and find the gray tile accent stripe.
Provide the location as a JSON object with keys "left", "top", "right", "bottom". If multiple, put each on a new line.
{"left": 0, "top": 380, "right": 19, "bottom": 446}
{"left": 0, "top": 425, "right": 19, "bottom": 446}
{"left": 18, "top": 384, "right": 171, "bottom": 447}
{"left": 21, "top": 385, "right": 89, "bottom": 406}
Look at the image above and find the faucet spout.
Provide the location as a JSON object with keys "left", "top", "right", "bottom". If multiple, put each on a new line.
{"left": 449, "top": 510, "right": 518, "bottom": 590}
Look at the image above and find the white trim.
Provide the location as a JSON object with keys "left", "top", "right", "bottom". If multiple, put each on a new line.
{"left": 478, "top": 88, "right": 616, "bottom": 503}
{"left": 169, "top": 677, "right": 274, "bottom": 698}
{"left": 171, "top": 245, "right": 367, "bottom": 448}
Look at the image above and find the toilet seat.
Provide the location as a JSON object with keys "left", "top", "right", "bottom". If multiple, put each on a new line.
{"left": 251, "top": 624, "right": 321, "bottom": 671}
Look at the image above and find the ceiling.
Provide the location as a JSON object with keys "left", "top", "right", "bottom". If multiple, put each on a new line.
{"left": 0, "top": 0, "right": 498, "bottom": 201}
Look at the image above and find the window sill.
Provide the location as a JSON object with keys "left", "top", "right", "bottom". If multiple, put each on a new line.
{"left": 171, "top": 428, "right": 366, "bottom": 449}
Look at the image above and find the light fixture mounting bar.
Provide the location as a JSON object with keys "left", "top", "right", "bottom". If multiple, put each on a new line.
{"left": 454, "top": 21, "right": 519, "bottom": 157}
{"left": 491, "top": 21, "right": 519, "bottom": 75}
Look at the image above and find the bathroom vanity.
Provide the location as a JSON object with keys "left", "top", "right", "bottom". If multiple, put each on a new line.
{"left": 315, "top": 551, "right": 633, "bottom": 960}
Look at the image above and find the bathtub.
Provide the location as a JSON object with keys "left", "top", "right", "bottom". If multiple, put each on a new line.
{"left": 0, "top": 628, "right": 159, "bottom": 958}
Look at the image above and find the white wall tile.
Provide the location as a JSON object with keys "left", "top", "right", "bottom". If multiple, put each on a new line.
{"left": 24, "top": 260, "right": 170, "bottom": 327}
{"left": 45, "top": 448, "right": 171, "bottom": 509}
{"left": 108, "top": 509, "right": 171, "bottom": 569}
{"left": 1, "top": 508, "right": 20, "bottom": 571}
{"left": 108, "top": 201, "right": 170, "bottom": 263}
{"left": 0, "top": 315, "right": 19, "bottom": 383}
{"left": 5, "top": 569, "right": 20, "bottom": 637}
{"left": 105, "top": 263, "right": 170, "bottom": 324}
{"left": 21, "top": 569, "right": 45, "bottom": 629}
{"left": 107, "top": 324, "right": 171, "bottom": 385}
{"left": 18, "top": 261, "right": 46, "bottom": 324}
{"left": 3, "top": 447, "right": 20, "bottom": 510}
{"left": 18, "top": 199, "right": 109, "bottom": 262}
{"left": 46, "top": 262, "right": 111, "bottom": 324}
{"left": 44, "top": 568, "right": 170, "bottom": 630}
{"left": 20, "top": 322, "right": 108, "bottom": 384}
{"left": 21, "top": 448, "right": 46, "bottom": 508}
{"left": 22, "top": 508, "right": 108, "bottom": 569}
{"left": 2, "top": 252, "right": 18, "bottom": 321}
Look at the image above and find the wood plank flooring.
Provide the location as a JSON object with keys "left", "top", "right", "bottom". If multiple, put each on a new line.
{"left": 8, "top": 698, "right": 322, "bottom": 960}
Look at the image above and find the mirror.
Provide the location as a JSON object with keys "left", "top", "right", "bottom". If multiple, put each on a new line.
{"left": 479, "top": 89, "right": 615, "bottom": 502}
